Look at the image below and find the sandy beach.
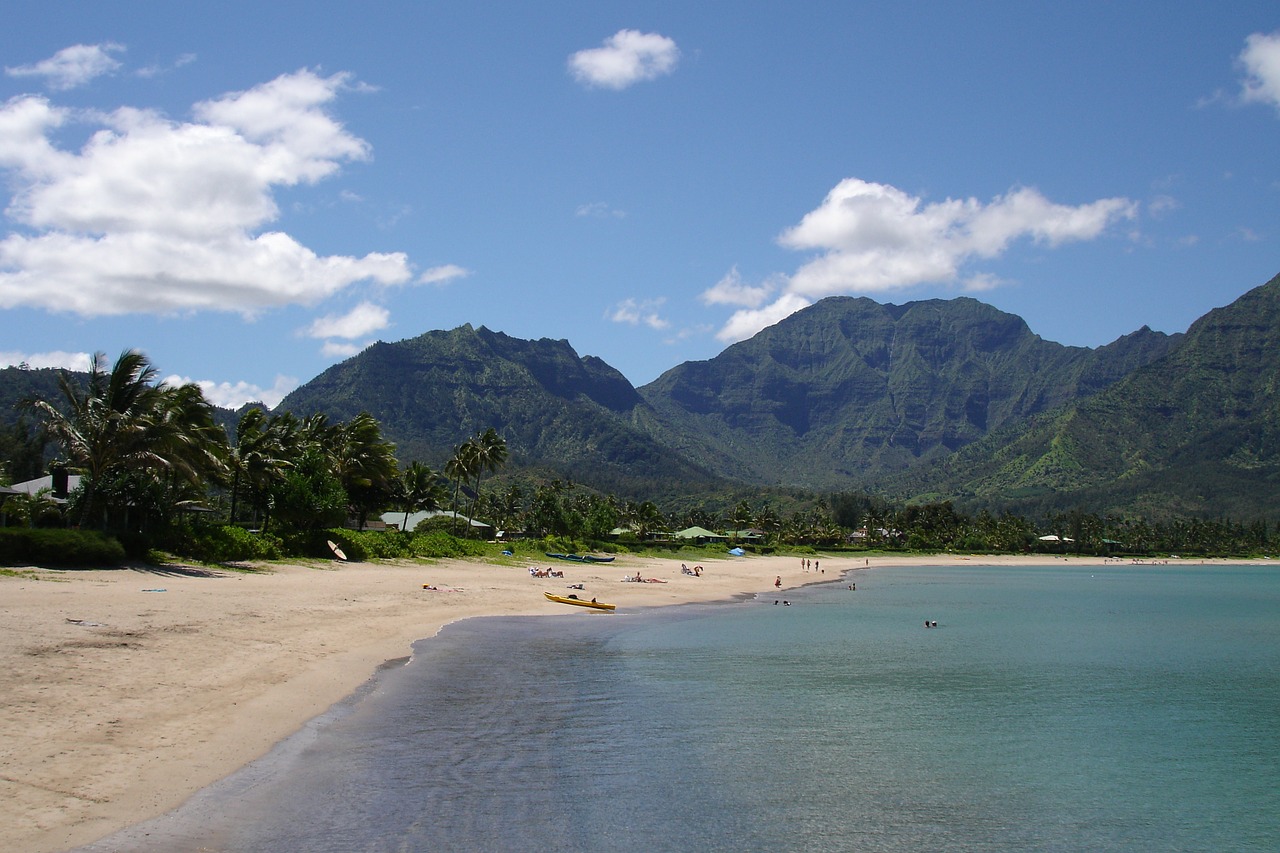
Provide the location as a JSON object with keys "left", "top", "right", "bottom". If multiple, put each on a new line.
{"left": 0, "top": 551, "right": 1238, "bottom": 852}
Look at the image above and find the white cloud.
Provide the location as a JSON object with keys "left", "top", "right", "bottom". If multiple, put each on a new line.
{"left": 716, "top": 293, "right": 812, "bottom": 343}
{"left": 417, "top": 263, "right": 470, "bottom": 285}
{"left": 779, "top": 179, "right": 1135, "bottom": 299}
{"left": 0, "top": 68, "right": 415, "bottom": 317}
{"left": 0, "top": 349, "right": 92, "bottom": 370}
{"left": 569, "top": 30, "right": 679, "bottom": 90}
{"left": 608, "top": 297, "right": 670, "bottom": 330}
{"left": 305, "top": 301, "right": 389, "bottom": 339}
{"left": 321, "top": 340, "right": 368, "bottom": 359}
{"left": 5, "top": 43, "right": 125, "bottom": 91}
{"left": 163, "top": 373, "right": 298, "bottom": 410}
{"left": 700, "top": 266, "right": 775, "bottom": 308}
{"left": 1239, "top": 31, "right": 1280, "bottom": 111}
{"left": 710, "top": 178, "right": 1136, "bottom": 342}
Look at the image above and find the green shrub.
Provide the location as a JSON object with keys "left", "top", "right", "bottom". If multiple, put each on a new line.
{"left": 409, "top": 530, "right": 488, "bottom": 559}
{"left": 157, "top": 524, "right": 284, "bottom": 563}
{"left": 328, "top": 529, "right": 414, "bottom": 560}
{"left": 274, "top": 529, "right": 351, "bottom": 561}
{"left": 0, "top": 528, "right": 126, "bottom": 567}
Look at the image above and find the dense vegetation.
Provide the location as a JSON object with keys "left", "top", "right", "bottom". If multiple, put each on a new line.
{"left": 637, "top": 296, "right": 1180, "bottom": 488}
{"left": 882, "top": 272, "right": 1280, "bottom": 519}
{"left": 4, "top": 274, "right": 1280, "bottom": 565}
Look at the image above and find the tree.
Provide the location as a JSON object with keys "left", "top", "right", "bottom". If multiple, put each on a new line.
{"left": 334, "top": 412, "right": 398, "bottom": 529}
{"left": 150, "top": 382, "right": 229, "bottom": 505}
{"left": 730, "top": 499, "right": 755, "bottom": 531}
{"left": 394, "top": 461, "right": 445, "bottom": 531}
{"left": 445, "top": 440, "right": 479, "bottom": 534}
{"left": 270, "top": 447, "right": 347, "bottom": 531}
{"left": 466, "top": 428, "right": 508, "bottom": 527}
{"left": 23, "top": 350, "right": 220, "bottom": 525}
{"left": 227, "top": 408, "right": 283, "bottom": 524}
{"left": 0, "top": 417, "right": 47, "bottom": 484}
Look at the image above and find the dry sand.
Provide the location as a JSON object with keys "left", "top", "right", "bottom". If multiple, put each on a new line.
{"left": 0, "top": 550, "right": 1218, "bottom": 851}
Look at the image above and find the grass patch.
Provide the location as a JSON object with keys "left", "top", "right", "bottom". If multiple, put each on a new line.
{"left": 0, "top": 567, "right": 41, "bottom": 579}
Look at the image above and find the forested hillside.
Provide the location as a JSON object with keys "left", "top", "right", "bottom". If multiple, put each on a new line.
{"left": 884, "top": 273, "right": 1280, "bottom": 519}
{"left": 635, "top": 296, "right": 1178, "bottom": 488}
{"left": 276, "top": 325, "right": 723, "bottom": 499}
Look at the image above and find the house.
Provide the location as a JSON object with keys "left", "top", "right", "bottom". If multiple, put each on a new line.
{"left": 6, "top": 473, "right": 83, "bottom": 503}
{"left": 673, "top": 525, "right": 728, "bottom": 544}
{"left": 380, "top": 509, "right": 495, "bottom": 539}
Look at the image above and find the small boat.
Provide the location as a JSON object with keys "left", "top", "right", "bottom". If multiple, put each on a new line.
{"left": 546, "top": 552, "right": 616, "bottom": 563}
{"left": 544, "top": 591, "right": 616, "bottom": 611}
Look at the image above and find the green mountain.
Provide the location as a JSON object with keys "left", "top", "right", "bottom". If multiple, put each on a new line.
{"left": 7, "top": 273, "right": 1279, "bottom": 520}
{"left": 635, "top": 296, "right": 1179, "bottom": 489}
{"left": 276, "top": 325, "right": 723, "bottom": 497}
{"left": 886, "top": 273, "right": 1280, "bottom": 519}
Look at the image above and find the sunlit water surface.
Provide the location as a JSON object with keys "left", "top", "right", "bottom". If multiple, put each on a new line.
{"left": 83, "top": 563, "right": 1280, "bottom": 852}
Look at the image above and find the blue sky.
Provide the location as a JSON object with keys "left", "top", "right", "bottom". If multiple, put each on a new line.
{"left": 1, "top": 2, "right": 1278, "bottom": 408}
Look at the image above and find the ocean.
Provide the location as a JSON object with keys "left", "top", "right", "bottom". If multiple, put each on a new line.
{"left": 82, "top": 562, "right": 1280, "bottom": 852}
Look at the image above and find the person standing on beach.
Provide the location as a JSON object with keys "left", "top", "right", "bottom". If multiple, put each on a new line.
{"left": 775, "top": 576, "right": 782, "bottom": 588}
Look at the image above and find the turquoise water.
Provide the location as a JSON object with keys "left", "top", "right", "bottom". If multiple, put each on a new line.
{"left": 84, "top": 563, "right": 1280, "bottom": 852}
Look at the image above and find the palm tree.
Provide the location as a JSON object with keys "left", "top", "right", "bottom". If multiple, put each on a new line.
{"left": 466, "top": 428, "right": 508, "bottom": 528}
{"left": 334, "top": 412, "right": 398, "bottom": 529}
{"left": 22, "top": 351, "right": 231, "bottom": 531}
{"left": 445, "top": 441, "right": 479, "bottom": 535}
{"left": 151, "top": 381, "right": 229, "bottom": 498}
{"left": 394, "top": 461, "right": 445, "bottom": 532}
{"left": 250, "top": 412, "right": 305, "bottom": 531}
{"left": 228, "top": 408, "right": 268, "bottom": 523}
{"left": 24, "top": 350, "right": 166, "bottom": 528}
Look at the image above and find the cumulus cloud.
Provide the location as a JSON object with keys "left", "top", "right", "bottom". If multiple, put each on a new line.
{"left": 568, "top": 30, "right": 679, "bottom": 90}
{"left": 305, "top": 301, "right": 389, "bottom": 339}
{"left": 715, "top": 293, "right": 812, "bottom": 343}
{"left": 608, "top": 297, "right": 670, "bottom": 330}
{"left": 700, "top": 266, "right": 775, "bottom": 308}
{"left": 5, "top": 43, "right": 125, "bottom": 90}
{"left": 712, "top": 178, "right": 1136, "bottom": 342}
{"left": 1239, "top": 30, "right": 1280, "bottom": 111}
{"left": 417, "top": 263, "right": 470, "bottom": 285}
{"left": 0, "top": 350, "right": 93, "bottom": 371}
{"left": 0, "top": 67, "right": 417, "bottom": 318}
{"left": 163, "top": 372, "right": 298, "bottom": 410}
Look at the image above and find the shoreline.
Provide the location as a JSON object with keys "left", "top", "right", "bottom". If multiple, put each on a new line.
{"left": 0, "top": 552, "right": 1268, "bottom": 852}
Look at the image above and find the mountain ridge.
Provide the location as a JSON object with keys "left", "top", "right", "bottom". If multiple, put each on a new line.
{"left": 634, "top": 296, "right": 1180, "bottom": 488}
{"left": 883, "top": 272, "right": 1280, "bottom": 518}
{"left": 7, "top": 271, "right": 1279, "bottom": 521}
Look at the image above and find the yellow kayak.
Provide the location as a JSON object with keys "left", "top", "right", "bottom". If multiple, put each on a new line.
{"left": 544, "top": 591, "right": 616, "bottom": 611}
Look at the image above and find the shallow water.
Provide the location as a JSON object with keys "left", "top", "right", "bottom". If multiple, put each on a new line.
{"left": 84, "top": 563, "right": 1280, "bottom": 852}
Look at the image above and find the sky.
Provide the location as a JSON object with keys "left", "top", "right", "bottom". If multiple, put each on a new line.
{"left": 1, "top": 2, "right": 1278, "bottom": 409}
